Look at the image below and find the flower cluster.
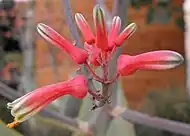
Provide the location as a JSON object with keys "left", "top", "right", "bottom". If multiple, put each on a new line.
{"left": 6, "top": 4, "right": 184, "bottom": 128}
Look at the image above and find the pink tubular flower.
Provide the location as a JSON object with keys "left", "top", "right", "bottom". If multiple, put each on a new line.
{"left": 84, "top": 42, "right": 101, "bottom": 66}
{"left": 75, "top": 13, "right": 95, "bottom": 44}
{"left": 7, "top": 75, "right": 88, "bottom": 128}
{"left": 117, "top": 50, "right": 184, "bottom": 76}
{"left": 108, "top": 16, "right": 121, "bottom": 50}
{"left": 93, "top": 5, "right": 109, "bottom": 51}
{"left": 37, "top": 23, "right": 88, "bottom": 64}
{"left": 114, "top": 23, "right": 137, "bottom": 47}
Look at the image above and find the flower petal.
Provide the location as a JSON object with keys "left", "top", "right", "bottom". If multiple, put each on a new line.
{"left": 108, "top": 16, "right": 121, "bottom": 50}
{"left": 117, "top": 50, "right": 184, "bottom": 76}
{"left": 115, "top": 23, "right": 137, "bottom": 46}
{"left": 37, "top": 23, "right": 88, "bottom": 64}
{"left": 93, "top": 5, "right": 108, "bottom": 51}
{"left": 75, "top": 13, "right": 95, "bottom": 44}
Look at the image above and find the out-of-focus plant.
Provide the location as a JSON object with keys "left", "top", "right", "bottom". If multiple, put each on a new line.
{"left": 136, "top": 88, "right": 190, "bottom": 136}
{"left": 0, "top": 0, "right": 23, "bottom": 90}
{"left": 131, "top": 0, "right": 184, "bottom": 30}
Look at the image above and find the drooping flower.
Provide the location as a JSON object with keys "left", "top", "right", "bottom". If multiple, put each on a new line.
{"left": 75, "top": 13, "right": 95, "bottom": 44}
{"left": 117, "top": 50, "right": 184, "bottom": 76}
{"left": 7, "top": 75, "right": 88, "bottom": 128}
{"left": 37, "top": 23, "right": 88, "bottom": 64}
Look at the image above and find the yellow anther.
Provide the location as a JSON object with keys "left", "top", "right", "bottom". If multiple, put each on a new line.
{"left": 7, "top": 120, "right": 20, "bottom": 128}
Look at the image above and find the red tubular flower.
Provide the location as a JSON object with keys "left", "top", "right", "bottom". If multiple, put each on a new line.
{"left": 37, "top": 23, "right": 88, "bottom": 64}
{"left": 84, "top": 42, "right": 101, "bottom": 66}
{"left": 93, "top": 5, "right": 109, "bottom": 51}
{"left": 117, "top": 50, "right": 184, "bottom": 76}
{"left": 7, "top": 75, "right": 88, "bottom": 128}
{"left": 108, "top": 16, "right": 121, "bottom": 50}
{"left": 75, "top": 13, "right": 95, "bottom": 44}
{"left": 114, "top": 23, "right": 137, "bottom": 47}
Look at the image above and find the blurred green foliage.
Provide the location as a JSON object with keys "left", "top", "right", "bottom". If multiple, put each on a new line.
{"left": 131, "top": 0, "right": 153, "bottom": 10}
{"left": 0, "top": 120, "right": 23, "bottom": 136}
{"left": 146, "top": 7, "right": 155, "bottom": 24}
{"left": 0, "top": 98, "right": 14, "bottom": 123}
{"left": 135, "top": 88, "right": 190, "bottom": 136}
{"left": 176, "top": 17, "right": 185, "bottom": 31}
{"left": 131, "top": 0, "right": 184, "bottom": 30}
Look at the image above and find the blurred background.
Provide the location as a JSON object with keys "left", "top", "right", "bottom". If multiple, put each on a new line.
{"left": 0, "top": 0, "right": 187, "bottom": 136}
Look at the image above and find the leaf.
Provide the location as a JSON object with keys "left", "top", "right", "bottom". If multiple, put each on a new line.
{"left": 0, "top": 120, "right": 23, "bottom": 136}
{"left": 35, "top": 116, "right": 84, "bottom": 135}
{"left": 106, "top": 81, "right": 136, "bottom": 136}
{"left": 146, "top": 7, "right": 155, "bottom": 24}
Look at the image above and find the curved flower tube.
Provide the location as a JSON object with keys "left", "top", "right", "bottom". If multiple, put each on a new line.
{"left": 37, "top": 23, "right": 88, "bottom": 64}
{"left": 7, "top": 75, "right": 88, "bottom": 128}
{"left": 117, "top": 50, "right": 184, "bottom": 76}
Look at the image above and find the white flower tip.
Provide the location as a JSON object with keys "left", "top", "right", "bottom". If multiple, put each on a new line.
{"left": 75, "top": 13, "right": 82, "bottom": 20}
{"left": 37, "top": 23, "right": 47, "bottom": 33}
{"left": 128, "top": 22, "right": 137, "bottom": 31}
{"left": 171, "top": 52, "right": 184, "bottom": 66}
{"left": 113, "top": 16, "right": 121, "bottom": 21}
{"left": 75, "top": 13, "right": 86, "bottom": 25}
{"left": 93, "top": 4, "right": 105, "bottom": 19}
{"left": 113, "top": 16, "right": 121, "bottom": 25}
{"left": 7, "top": 103, "right": 13, "bottom": 109}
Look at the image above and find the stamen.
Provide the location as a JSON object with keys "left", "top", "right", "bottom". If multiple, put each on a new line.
{"left": 7, "top": 120, "right": 20, "bottom": 128}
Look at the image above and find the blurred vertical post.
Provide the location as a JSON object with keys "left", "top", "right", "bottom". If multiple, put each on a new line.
{"left": 13, "top": 0, "right": 37, "bottom": 135}
{"left": 19, "top": 0, "right": 36, "bottom": 92}
{"left": 183, "top": 0, "right": 190, "bottom": 97}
